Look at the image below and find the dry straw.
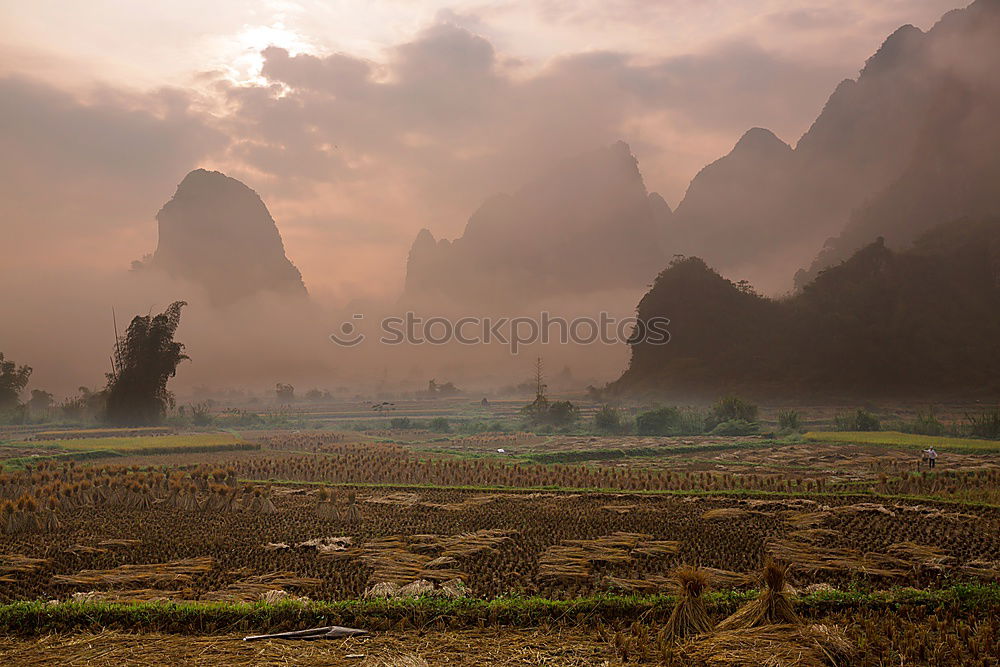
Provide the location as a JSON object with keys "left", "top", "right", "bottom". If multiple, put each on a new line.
{"left": 717, "top": 561, "right": 800, "bottom": 630}
{"left": 677, "top": 623, "right": 855, "bottom": 666}
{"left": 663, "top": 565, "right": 713, "bottom": 640}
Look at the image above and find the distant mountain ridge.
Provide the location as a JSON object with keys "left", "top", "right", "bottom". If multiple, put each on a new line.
{"left": 671, "top": 0, "right": 1000, "bottom": 291}
{"left": 140, "top": 169, "right": 307, "bottom": 305}
{"left": 403, "top": 141, "right": 671, "bottom": 309}
{"left": 401, "top": 0, "right": 1000, "bottom": 303}
{"left": 797, "top": 0, "right": 1000, "bottom": 285}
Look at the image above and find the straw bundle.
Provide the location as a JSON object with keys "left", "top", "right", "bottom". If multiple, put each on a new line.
{"left": 51, "top": 557, "right": 214, "bottom": 589}
{"left": 663, "top": 566, "right": 713, "bottom": 640}
{"left": 717, "top": 562, "right": 800, "bottom": 630}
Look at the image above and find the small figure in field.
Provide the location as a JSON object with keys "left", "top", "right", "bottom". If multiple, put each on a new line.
{"left": 922, "top": 447, "right": 938, "bottom": 468}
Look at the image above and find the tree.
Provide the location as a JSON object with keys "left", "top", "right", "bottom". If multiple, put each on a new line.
{"left": 706, "top": 396, "right": 758, "bottom": 429}
{"left": 60, "top": 386, "right": 105, "bottom": 422}
{"left": 275, "top": 383, "right": 295, "bottom": 402}
{"left": 104, "top": 301, "right": 188, "bottom": 426}
{"left": 594, "top": 405, "right": 624, "bottom": 433}
{"left": 28, "top": 390, "right": 54, "bottom": 414}
{"left": 0, "top": 353, "right": 32, "bottom": 411}
{"left": 521, "top": 396, "right": 578, "bottom": 428}
{"left": 636, "top": 407, "right": 682, "bottom": 435}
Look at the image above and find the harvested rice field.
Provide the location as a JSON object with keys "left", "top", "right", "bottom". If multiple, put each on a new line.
{"left": 0, "top": 429, "right": 997, "bottom": 665}
{"left": 0, "top": 473, "right": 997, "bottom": 602}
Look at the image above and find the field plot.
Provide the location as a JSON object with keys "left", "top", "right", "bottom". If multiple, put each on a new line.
{"left": 805, "top": 430, "right": 1000, "bottom": 453}
{"left": 17, "top": 433, "right": 247, "bottom": 452}
{"left": 0, "top": 469, "right": 997, "bottom": 603}
{"left": 0, "top": 428, "right": 996, "bottom": 665}
{"left": 0, "top": 434, "right": 259, "bottom": 473}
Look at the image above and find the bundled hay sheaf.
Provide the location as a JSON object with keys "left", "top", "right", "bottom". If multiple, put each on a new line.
{"left": 663, "top": 565, "right": 713, "bottom": 640}
{"left": 537, "top": 532, "right": 680, "bottom": 583}
{"left": 717, "top": 561, "right": 800, "bottom": 631}
{"left": 50, "top": 557, "right": 215, "bottom": 589}
{"left": 201, "top": 571, "right": 322, "bottom": 602}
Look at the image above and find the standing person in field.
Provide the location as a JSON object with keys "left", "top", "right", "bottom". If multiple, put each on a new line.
{"left": 924, "top": 447, "right": 937, "bottom": 468}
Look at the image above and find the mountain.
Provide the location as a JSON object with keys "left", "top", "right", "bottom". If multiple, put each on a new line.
{"left": 402, "top": 141, "right": 671, "bottom": 309}
{"left": 671, "top": 0, "right": 1000, "bottom": 293}
{"left": 796, "top": 1, "right": 1000, "bottom": 285}
{"left": 400, "top": 1, "right": 999, "bottom": 307}
{"left": 140, "top": 169, "right": 307, "bottom": 305}
{"left": 610, "top": 217, "right": 1000, "bottom": 398}
{"left": 671, "top": 128, "right": 794, "bottom": 277}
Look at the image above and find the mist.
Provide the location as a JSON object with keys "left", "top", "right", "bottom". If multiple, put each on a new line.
{"left": 2, "top": 0, "right": 998, "bottom": 403}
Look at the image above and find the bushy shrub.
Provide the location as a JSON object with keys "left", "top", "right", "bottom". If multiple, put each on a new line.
{"left": 522, "top": 397, "right": 578, "bottom": 428}
{"left": 214, "top": 410, "right": 264, "bottom": 428}
{"left": 191, "top": 402, "right": 215, "bottom": 427}
{"left": 835, "top": 408, "right": 881, "bottom": 431}
{"left": 429, "top": 417, "right": 451, "bottom": 433}
{"left": 594, "top": 405, "right": 624, "bottom": 433}
{"left": 706, "top": 396, "right": 758, "bottom": 430}
{"left": 458, "top": 420, "right": 508, "bottom": 434}
{"left": 709, "top": 419, "right": 760, "bottom": 436}
{"left": 909, "top": 411, "right": 945, "bottom": 436}
{"left": 636, "top": 407, "right": 681, "bottom": 435}
{"left": 965, "top": 406, "right": 1000, "bottom": 439}
{"left": 635, "top": 407, "right": 705, "bottom": 436}
{"left": 778, "top": 409, "right": 801, "bottom": 433}
{"left": 546, "top": 401, "right": 578, "bottom": 427}
{"left": 389, "top": 417, "right": 414, "bottom": 429}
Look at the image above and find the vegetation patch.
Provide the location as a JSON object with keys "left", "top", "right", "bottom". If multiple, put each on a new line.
{"left": 31, "top": 428, "right": 173, "bottom": 440}
{"left": 13, "top": 433, "right": 249, "bottom": 453}
{"left": 804, "top": 430, "right": 1000, "bottom": 453}
{"left": 0, "top": 585, "right": 996, "bottom": 636}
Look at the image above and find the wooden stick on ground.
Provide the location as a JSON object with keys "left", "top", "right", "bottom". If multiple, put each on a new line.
{"left": 243, "top": 626, "right": 369, "bottom": 641}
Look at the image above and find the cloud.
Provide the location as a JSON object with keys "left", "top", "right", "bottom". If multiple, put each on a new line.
{"left": 0, "top": 76, "right": 226, "bottom": 270}
{"left": 214, "top": 22, "right": 842, "bottom": 237}
{"left": 0, "top": 7, "right": 939, "bottom": 305}
{"left": 226, "top": 22, "right": 842, "bottom": 181}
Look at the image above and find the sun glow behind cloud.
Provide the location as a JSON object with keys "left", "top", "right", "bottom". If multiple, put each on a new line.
{"left": 214, "top": 22, "right": 320, "bottom": 86}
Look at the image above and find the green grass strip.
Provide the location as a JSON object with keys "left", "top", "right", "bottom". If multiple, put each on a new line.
{"left": 2, "top": 449, "right": 122, "bottom": 470}
{"left": 805, "top": 430, "right": 1000, "bottom": 453}
{"left": 0, "top": 585, "right": 995, "bottom": 636}
{"left": 14, "top": 433, "right": 244, "bottom": 452}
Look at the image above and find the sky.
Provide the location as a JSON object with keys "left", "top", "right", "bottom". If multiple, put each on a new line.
{"left": 1, "top": 0, "right": 964, "bottom": 305}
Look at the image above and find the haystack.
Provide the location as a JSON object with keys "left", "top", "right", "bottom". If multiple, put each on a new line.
{"left": 717, "top": 561, "right": 800, "bottom": 630}
{"left": 663, "top": 565, "right": 713, "bottom": 640}
{"left": 314, "top": 488, "right": 339, "bottom": 520}
{"left": 398, "top": 579, "right": 435, "bottom": 597}
{"left": 364, "top": 581, "right": 400, "bottom": 598}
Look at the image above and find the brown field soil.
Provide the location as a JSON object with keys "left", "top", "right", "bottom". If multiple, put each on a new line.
{"left": 615, "top": 441, "right": 1000, "bottom": 478}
